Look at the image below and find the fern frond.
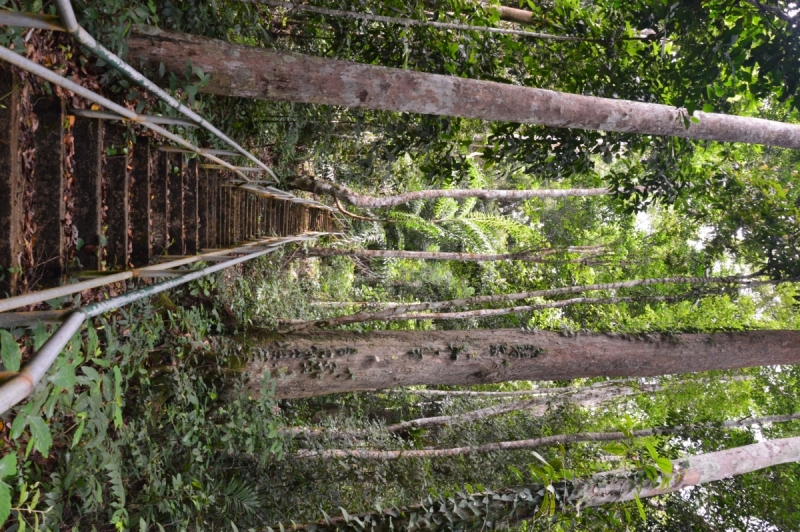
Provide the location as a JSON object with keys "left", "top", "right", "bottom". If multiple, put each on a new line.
{"left": 464, "top": 212, "right": 541, "bottom": 246}
{"left": 456, "top": 196, "right": 478, "bottom": 218}
{"left": 433, "top": 197, "right": 460, "bottom": 221}
{"left": 218, "top": 477, "right": 259, "bottom": 517}
{"left": 445, "top": 218, "right": 495, "bottom": 253}
{"left": 466, "top": 159, "right": 488, "bottom": 189}
{"left": 388, "top": 211, "right": 445, "bottom": 240}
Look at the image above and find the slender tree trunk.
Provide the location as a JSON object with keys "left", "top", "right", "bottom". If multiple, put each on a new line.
{"left": 278, "top": 294, "right": 687, "bottom": 328}
{"left": 244, "top": 328, "right": 800, "bottom": 399}
{"left": 289, "top": 176, "right": 609, "bottom": 208}
{"left": 302, "top": 245, "right": 604, "bottom": 262}
{"left": 283, "top": 436, "right": 800, "bottom": 531}
{"left": 283, "top": 381, "right": 653, "bottom": 439}
{"left": 286, "top": 275, "right": 760, "bottom": 330}
{"left": 248, "top": 0, "right": 587, "bottom": 41}
{"left": 334, "top": 294, "right": 686, "bottom": 323}
{"left": 406, "top": 375, "right": 751, "bottom": 397}
{"left": 297, "top": 413, "right": 800, "bottom": 459}
{"left": 127, "top": 26, "right": 800, "bottom": 149}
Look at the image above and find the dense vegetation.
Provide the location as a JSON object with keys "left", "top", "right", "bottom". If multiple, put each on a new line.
{"left": 1, "top": 0, "right": 800, "bottom": 530}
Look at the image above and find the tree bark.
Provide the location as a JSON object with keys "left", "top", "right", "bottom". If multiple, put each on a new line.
{"left": 288, "top": 176, "right": 609, "bottom": 208}
{"left": 297, "top": 412, "right": 800, "bottom": 459}
{"left": 286, "top": 275, "right": 759, "bottom": 330}
{"left": 244, "top": 328, "right": 800, "bottom": 399}
{"left": 283, "top": 436, "right": 800, "bottom": 531}
{"left": 492, "top": 5, "right": 536, "bottom": 25}
{"left": 127, "top": 25, "right": 800, "bottom": 149}
{"left": 302, "top": 246, "right": 603, "bottom": 262}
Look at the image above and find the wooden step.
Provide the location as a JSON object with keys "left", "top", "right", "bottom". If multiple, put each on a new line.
{"left": 166, "top": 152, "right": 184, "bottom": 255}
{"left": 198, "top": 165, "right": 208, "bottom": 250}
{"left": 129, "top": 135, "right": 151, "bottom": 267}
{"left": 0, "top": 66, "right": 22, "bottom": 296}
{"left": 185, "top": 157, "right": 198, "bottom": 254}
{"left": 104, "top": 123, "right": 130, "bottom": 268}
{"left": 31, "top": 96, "right": 65, "bottom": 284}
{"left": 71, "top": 116, "right": 103, "bottom": 270}
{"left": 152, "top": 150, "right": 169, "bottom": 256}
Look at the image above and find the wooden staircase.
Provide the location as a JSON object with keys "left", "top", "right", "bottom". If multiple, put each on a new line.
{"left": 0, "top": 66, "right": 334, "bottom": 298}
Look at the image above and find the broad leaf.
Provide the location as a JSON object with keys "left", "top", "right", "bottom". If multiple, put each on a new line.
{"left": 0, "top": 330, "right": 21, "bottom": 373}
{"left": 0, "top": 454, "right": 16, "bottom": 478}
{"left": 0, "top": 481, "right": 11, "bottom": 527}
{"left": 27, "top": 416, "right": 52, "bottom": 456}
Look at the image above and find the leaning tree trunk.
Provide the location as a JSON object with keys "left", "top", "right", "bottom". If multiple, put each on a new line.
{"left": 126, "top": 26, "right": 800, "bottom": 149}
{"left": 282, "top": 436, "right": 800, "bottom": 531}
{"left": 301, "top": 245, "right": 604, "bottom": 262}
{"left": 243, "top": 328, "right": 800, "bottom": 399}
{"left": 288, "top": 176, "right": 609, "bottom": 208}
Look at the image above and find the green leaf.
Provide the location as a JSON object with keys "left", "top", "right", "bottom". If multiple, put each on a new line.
{"left": 0, "top": 481, "right": 11, "bottom": 527}
{"left": 0, "top": 454, "right": 16, "bottom": 478}
{"left": 655, "top": 457, "right": 673, "bottom": 475}
{"left": 643, "top": 441, "right": 659, "bottom": 461}
{"left": 32, "top": 322, "right": 48, "bottom": 351}
{"left": 50, "top": 363, "right": 77, "bottom": 388}
{"left": 0, "top": 330, "right": 21, "bottom": 372}
{"left": 633, "top": 492, "right": 646, "bottom": 522}
{"left": 27, "top": 416, "right": 52, "bottom": 456}
{"left": 603, "top": 442, "right": 627, "bottom": 456}
{"left": 9, "top": 415, "right": 27, "bottom": 440}
{"left": 71, "top": 418, "right": 86, "bottom": 449}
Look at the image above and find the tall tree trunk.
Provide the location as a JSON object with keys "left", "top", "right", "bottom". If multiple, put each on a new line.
{"left": 288, "top": 176, "right": 609, "bottom": 208}
{"left": 248, "top": 0, "right": 584, "bottom": 41}
{"left": 244, "top": 328, "right": 800, "bottom": 399}
{"left": 127, "top": 26, "right": 800, "bottom": 149}
{"left": 302, "top": 246, "right": 604, "bottom": 262}
{"left": 287, "top": 275, "right": 761, "bottom": 330}
{"left": 297, "top": 412, "right": 800, "bottom": 459}
{"left": 283, "top": 436, "right": 800, "bottom": 531}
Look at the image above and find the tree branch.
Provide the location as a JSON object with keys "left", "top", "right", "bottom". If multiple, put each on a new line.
{"left": 288, "top": 176, "right": 610, "bottom": 209}
{"left": 284, "top": 275, "right": 769, "bottom": 331}
{"left": 245, "top": 0, "right": 630, "bottom": 42}
{"left": 297, "top": 412, "right": 800, "bottom": 460}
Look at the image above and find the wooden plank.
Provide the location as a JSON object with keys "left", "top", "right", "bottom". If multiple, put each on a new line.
{"left": 184, "top": 157, "right": 199, "bottom": 254}
{"left": 31, "top": 96, "right": 65, "bottom": 284}
{"left": 219, "top": 185, "right": 229, "bottom": 247}
{"left": 166, "top": 152, "right": 184, "bottom": 254}
{"left": 198, "top": 165, "right": 208, "bottom": 249}
{"left": 0, "top": 66, "right": 22, "bottom": 296}
{"left": 71, "top": 116, "right": 103, "bottom": 270}
{"left": 210, "top": 170, "right": 218, "bottom": 248}
{"left": 104, "top": 123, "right": 130, "bottom": 268}
{"left": 129, "top": 135, "right": 151, "bottom": 267}
{"left": 152, "top": 150, "right": 169, "bottom": 255}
